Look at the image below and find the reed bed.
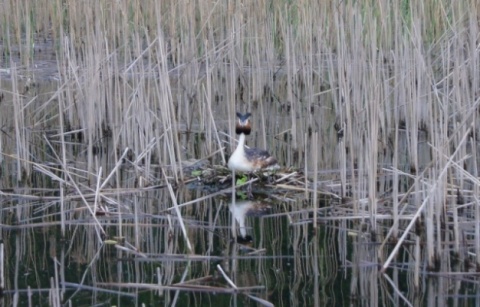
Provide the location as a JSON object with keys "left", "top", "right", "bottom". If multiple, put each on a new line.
{"left": 0, "top": 0, "right": 479, "bottom": 305}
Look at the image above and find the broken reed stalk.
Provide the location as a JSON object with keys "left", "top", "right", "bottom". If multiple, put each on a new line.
{"left": 216, "top": 264, "right": 237, "bottom": 290}
{"left": 216, "top": 264, "right": 273, "bottom": 307}
{"left": 381, "top": 273, "right": 413, "bottom": 307}
{"left": 160, "top": 177, "right": 259, "bottom": 213}
{"left": 378, "top": 164, "right": 432, "bottom": 252}
{"left": 382, "top": 124, "right": 472, "bottom": 272}
{"left": 63, "top": 242, "right": 105, "bottom": 303}
{"left": 170, "top": 258, "right": 193, "bottom": 306}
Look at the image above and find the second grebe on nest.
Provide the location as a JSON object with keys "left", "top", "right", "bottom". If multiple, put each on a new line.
{"left": 228, "top": 112, "right": 280, "bottom": 173}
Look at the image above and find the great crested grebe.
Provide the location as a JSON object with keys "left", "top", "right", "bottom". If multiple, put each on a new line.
{"left": 228, "top": 112, "right": 279, "bottom": 173}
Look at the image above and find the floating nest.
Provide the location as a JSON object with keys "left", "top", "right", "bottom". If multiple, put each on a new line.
{"left": 181, "top": 158, "right": 342, "bottom": 203}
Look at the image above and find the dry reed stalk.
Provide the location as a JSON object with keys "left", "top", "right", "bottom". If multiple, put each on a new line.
{"left": 0, "top": 243, "right": 3, "bottom": 294}
{"left": 378, "top": 165, "right": 430, "bottom": 253}
{"left": 382, "top": 273, "right": 413, "bottom": 307}
{"left": 367, "top": 65, "right": 379, "bottom": 233}
{"left": 162, "top": 178, "right": 258, "bottom": 212}
{"left": 53, "top": 256, "right": 62, "bottom": 301}
{"left": 97, "top": 281, "right": 263, "bottom": 293}
{"left": 11, "top": 65, "right": 27, "bottom": 183}
{"left": 217, "top": 264, "right": 237, "bottom": 290}
{"left": 473, "top": 136, "right": 480, "bottom": 266}
{"left": 161, "top": 168, "right": 192, "bottom": 253}
{"left": 204, "top": 40, "right": 214, "bottom": 155}
{"left": 49, "top": 277, "right": 60, "bottom": 307}
{"left": 203, "top": 87, "right": 226, "bottom": 164}
{"left": 279, "top": 20, "right": 297, "bottom": 161}
{"left": 450, "top": 122, "right": 465, "bottom": 256}
{"left": 414, "top": 235, "right": 420, "bottom": 289}
{"left": 63, "top": 242, "right": 105, "bottom": 303}
{"left": 133, "top": 194, "right": 141, "bottom": 250}
{"left": 27, "top": 286, "right": 32, "bottom": 306}
{"left": 42, "top": 135, "right": 106, "bottom": 239}
{"left": 392, "top": 121, "right": 399, "bottom": 240}
{"left": 217, "top": 264, "right": 273, "bottom": 306}
{"left": 114, "top": 244, "right": 147, "bottom": 258}
{"left": 170, "top": 258, "right": 194, "bottom": 305}
{"left": 154, "top": 22, "right": 184, "bottom": 182}
{"left": 303, "top": 132, "right": 309, "bottom": 201}
{"left": 60, "top": 282, "right": 136, "bottom": 298}
{"left": 338, "top": 130, "right": 347, "bottom": 199}
{"left": 156, "top": 266, "right": 164, "bottom": 296}
{"left": 23, "top": 1, "right": 33, "bottom": 67}
{"left": 226, "top": 31, "right": 237, "bottom": 156}
{"left": 93, "top": 167, "right": 102, "bottom": 216}
{"left": 59, "top": 181, "right": 65, "bottom": 237}
{"left": 59, "top": 249, "right": 66, "bottom": 297}
{"left": 313, "top": 234, "right": 319, "bottom": 307}
{"left": 332, "top": 9, "right": 358, "bottom": 209}
{"left": 230, "top": 170, "right": 237, "bottom": 240}
{"left": 424, "top": 170, "right": 435, "bottom": 269}
{"left": 475, "top": 194, "right": 480, "bottom": 268}
{"left": 312, "top": 132, "right": 318, "bottom": 229}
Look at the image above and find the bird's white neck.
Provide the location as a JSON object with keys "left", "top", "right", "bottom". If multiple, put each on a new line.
{"left": 236, "top": 133, "right": 246, "bottom": 151}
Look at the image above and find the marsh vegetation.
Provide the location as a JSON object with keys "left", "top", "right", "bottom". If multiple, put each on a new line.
{"left": 0, "top": 0, "right": 480, "bottom": 305}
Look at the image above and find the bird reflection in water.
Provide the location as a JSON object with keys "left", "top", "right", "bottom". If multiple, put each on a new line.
{"left": 228, "top": 199, "right": 272, "bottom": 245}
